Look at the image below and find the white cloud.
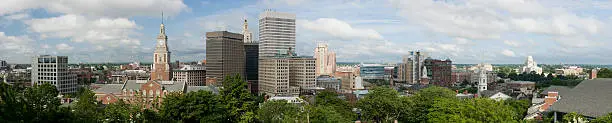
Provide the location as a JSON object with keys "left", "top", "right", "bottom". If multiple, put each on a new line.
{"left": 26, "top": 14, "right": 141, "bottom": 46}
{"left": 503, "top": 40, "right": 521, "bottom": 47}
{"left": 0, "top": 32, "right": 35, "bottom": 62}
{"left": 501, "top": 49, "right": 516, "bottom": 57}
{"left": 5, "top": 13, "right": 30, "bottom": 20}
{"left": 0, "top": 0, "right": 188, "bottom": 17}
{"left": 56, "top": 43, "right": 74, "bottom": 51}
{"left": 301, "top": 18, "right": 383, "bottom": 40}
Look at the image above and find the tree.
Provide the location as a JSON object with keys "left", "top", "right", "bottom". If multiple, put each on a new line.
{"left": 592, "top": 113, "right": 612, "bottom": 123}
{"left": 505, "top": 99, "right": 530, "bottom": 119}
{"left": 257, "top": 100, "right": 302, "bottom": 123}
{"left": 23, "top": 83, "right": 67, "bottom": 122}
{"left": 0, "top": 82, "right": 27, "bottom": 122}
{"left": 101, "top": 100, "right": 132, "bottom": 122}
{"left": 598, "top": 68, "right": 612, "bottom": 78}
{"left": 220, "top": 74, "right": 257, "bottom": 123}
{"left": 312, "top": 90, "right": 356, "bottom": 121}
{"left": 404, "top": 86, "right": 456, "bottom": 122}
{"left": 427, "top": 98, "right": 518, "bottom": 122}
{"left": 563, "top": 112, "right": 587, "bottom": 123}
{"left": 357, "top": 87, "right": 409, "bottom": 122}
{"left": 73, "top": 89, "right": 101, "bottom": 122}
{"left": 160, "top": 91, "right": 227, "bottom": 122}
{"left": 308, "top": 105, "right": 352, "bottom": 123}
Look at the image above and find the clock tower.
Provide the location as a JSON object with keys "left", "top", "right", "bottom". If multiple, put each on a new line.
{"left": 151, "top": 19, "right": 172, "bottom": 81}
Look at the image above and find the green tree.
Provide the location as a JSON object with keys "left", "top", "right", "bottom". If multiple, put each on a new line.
{"left": 73, "top": 89, "right": 101, "bottom": 122}
{"left": 311, "top": 90, "right": 356, "bottom": 121}
{"left": 257, "top": 100, "right": 301, "bottom": 123}
{"left": 309, "top": 105, "right": 352, "bottom": 123}
{"left": 593, "top": 113, "right": 612, "bottom": 123}
{"left": 563, "top": 112, "right": 587, "bottom": 123}
{"left": 357, "top": 87, "right": 409, "bottom": 122}
{"left": 505, "top": 99, "right": 531, "bottom": 119}
{"left": 101, "top": 100, "right": 131, "bottom": 122}
{"left": 598, "top": 68, "right": 612, "bottom": 78}
{"left": 404, "top": 86, "right": 456, "bottom": 122}
{"left": 427, "top": 98, "right": 518, "bottom": 122}
{"left": 160, "top": 91, "right": 227, "bottom": 122}
{"left": 23, "top": 83, "right": 67, "bottom": 122}
{"left": 0, "top": 82, "right": 27, "bottom": 122}
{"left": 220, "top": 75, "right": 257, "bottom": 123}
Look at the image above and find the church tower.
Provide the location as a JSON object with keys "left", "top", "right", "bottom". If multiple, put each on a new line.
{"left": 151, "top": 14, "right": 172, "bottom": 81}
{"left": 477, "top": 64, "right": 488, "bottom": 92}
{"left": 242, "top": 18, "right": 253, "bottom": 43}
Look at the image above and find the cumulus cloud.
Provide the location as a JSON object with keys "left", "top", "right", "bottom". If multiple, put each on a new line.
{"left": 0, "top": 32, "right": 35, "bottom": 62}
{"left": 56, "top": 43, "right": 74, "bottom": 51}
{"left": 501, "top": 49, "right": 516, "bottom": 57}
{"left": 25, "top": 14, "right": 141, "bottom": 47}
{"left": 301, "top": 18, "right": 383, "bottom": 40}
{"left": 503, "top": 40, "right": 521, "bottom": 47}
{"left": 0, "top": 0, "right": 188, "bottom": 17}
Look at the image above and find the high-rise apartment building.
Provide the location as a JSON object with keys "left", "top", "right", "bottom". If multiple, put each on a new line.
{"left": 243, "top": 19, "right": 260, "bottom": 93}
{"left": 258, "top": 10, "right": 296, "bottom": 58}
{"left": 398, "top": 51, "right": 427, "bottom": 84}
{"left": 206, "top": 31, "right": 245, "bottom": 84}
{"left": 173, "top": 64, "right": 206, "bottom": 86}
{"left": 424, "top": 58, "right": 452, "bottom": 87}
{"left": 258, "top": 50, "right": 315, "bottom": 96}
{"left": 31, "top": 55, "right": 77, "bottom": 94}
{"left": 314, "top": 43, "right": 336, "bottom": 76}
{"left": 151, "top": 22, "right": 172, "bottom": 81}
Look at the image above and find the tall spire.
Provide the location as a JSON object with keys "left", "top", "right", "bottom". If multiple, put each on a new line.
{"left": 159, "top": 11, "right": 166, "bottom": 36}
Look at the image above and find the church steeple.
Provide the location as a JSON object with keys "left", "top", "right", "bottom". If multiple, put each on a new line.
{"left": 242, "top": 17, "right": 253, "bottom": 43}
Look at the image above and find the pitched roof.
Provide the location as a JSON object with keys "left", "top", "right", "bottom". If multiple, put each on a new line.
{"left": 550, "top": 78, "right": 612, "bottom": 117}
{"left": 123, "top": 80, "right": 186, "bottom": 92}
{"left": 541, "top": 85, "right": 571, "bottom": 94}
{"left": 186, "top": 86, "right": 219, "bottom": 94}
{"left": 93, "top": 84, "right": 124, "bottom": 94}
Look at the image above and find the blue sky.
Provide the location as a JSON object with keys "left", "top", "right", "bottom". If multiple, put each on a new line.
{"left": 1, "top": 0, "right": 612, "bottom": 64}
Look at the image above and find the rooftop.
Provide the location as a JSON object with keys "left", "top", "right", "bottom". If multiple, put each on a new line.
{"left": 550, "top": 78, "right": 612, "bottom": 117}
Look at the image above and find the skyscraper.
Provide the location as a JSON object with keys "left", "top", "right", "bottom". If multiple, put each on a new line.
{"left": 151, "top": 22, "right": 172, "bottom": 81}
{"left": 314, "top": 43, "right": 336, "bottom": 76}
{"left": 424, "top": 58, "right": 452, "bottom": 87}
{"left": 31, "top": 55, "right": 77, "bottom": 94}
{"left": 206, "top": 31, "right": 245, "bottom": 84}
{"left": 258, "top": 50, "right": 315, "bottom": 96}
{"left": 243, "top": 19, "right": 259, "bottom": 93}
{"left": 398, "top": 51, "right": 426, "bottom": 84}
{"left": 258, "top": 10, "right": 296, "bottom": 58}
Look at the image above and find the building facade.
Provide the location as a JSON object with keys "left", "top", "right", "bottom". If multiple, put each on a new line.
{"left": 151, "top": 22, "right": 172, "bottom": 81}
{"left": 521, "top": 56, "right": 543, "bottom": 74}
{"left": 316, "top": 75, "right": 341, "bottom": 91}
{"left": 398, "top": 51, "right": 426, "bottom": 84}
{"left": 243, "top": 19, "right": 260, "bottom": 93}
{"left": 31, "top": 55, "right": 78, "bottom": 94}
{"left": 314, "top": 43, "right": 336, "bottom": 76}
{"left": 206, "top": 31, "right": 245, "bottom": 84}
{"left": 360, "top": 64, "right": 386, "bottom": 80}
{"left": 258, "top": 50, "right": 315, "bottom": 96}
{"left": 258, "top": 10, "right": 296, "bottom": 58}
{"left": 173, "top": 64, "right": 206, "bottom": 86}
{"left": 424, "top": 58, "right": 452, "bottom": 87}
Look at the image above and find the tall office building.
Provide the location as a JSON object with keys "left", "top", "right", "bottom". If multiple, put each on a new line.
{"left": 314, "top": 43, "right": 336, "bottom": 76}
{"left": 259, "top": 50, "right": 315, "bottom": 96}
{"left": 424, "top": 58, "right": 452, "bottom": 87}
{"left": 206, "top": 31, "right": 245, "bottom": 84}
{"left": 398, "top": 51, "right": 426, "bottom": 84}
{"left": 31, "top": 55, "right": 77, "bottom": 94}
{"left": 243, "top": 19, "right": 260, "bottom": 93}
{"left": 258, "top": 10, "right": 296, "bottom": 57}
{"left": 151, "top": 21, "right": 172, "bottom": 81}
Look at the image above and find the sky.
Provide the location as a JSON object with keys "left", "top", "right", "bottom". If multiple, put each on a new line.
{"left": 1, "top": 0, "right": 612, "bottom": 64}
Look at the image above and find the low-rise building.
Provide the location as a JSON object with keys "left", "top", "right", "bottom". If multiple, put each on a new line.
{"left": 94, "top": 80, "right": 218, "bottom": 105}
{"left": 173, "top": 64, "right": 206, "bottom": 86}
{"left": 315, "top": 75, "right": 341, "bottom": 91}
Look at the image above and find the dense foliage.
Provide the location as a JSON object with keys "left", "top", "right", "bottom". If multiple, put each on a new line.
{"left": 597, "top": 68, "right": 612, "bottom": 78}
{"left": 4, "top": 78, "right": 612, "bottom": 122}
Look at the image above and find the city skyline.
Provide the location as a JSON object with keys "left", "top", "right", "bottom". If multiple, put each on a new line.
{"left": 2, "top": 0, "right": 612, "bottom": 64}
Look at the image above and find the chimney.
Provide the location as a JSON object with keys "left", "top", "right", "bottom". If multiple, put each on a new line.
{"left": 456, "top": 90, "right": 459, "bottom": 94}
